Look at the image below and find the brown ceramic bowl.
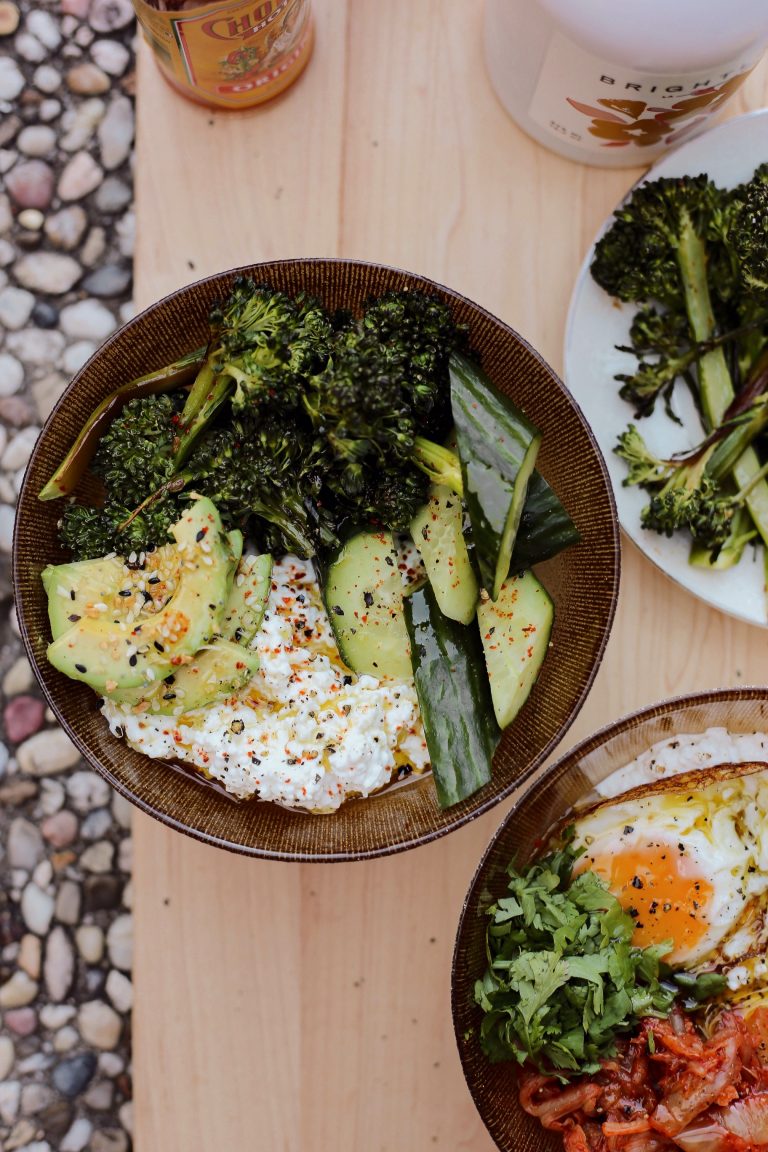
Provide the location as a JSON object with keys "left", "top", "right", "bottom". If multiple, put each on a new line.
{"left": 452, "top": 687, "right": 768, "bottom": 1151}
{"left": 13, "top": 258, "right": 619, "bottom": 861}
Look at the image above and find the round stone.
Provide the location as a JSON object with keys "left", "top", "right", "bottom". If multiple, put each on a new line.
{"left": 67, "top": 770, "right": 111, "bottom": 811}
{"left": 7, "top": 817, "right": 44, "bottom": 869}
{"left": 60, "top": 96, "right": 105, "bottom": 151}
{"left": 3, "top": 656, "right": 32, "bottom": 695}
{"left": 15, "top": 29, "right": 46, "bottom": 62}
{"left": 98, "top": 94, "right": 133, "bottom": 169}
{"left": 0, "top": 351, "right": 23, "bottom": 394}
{"left": 66, "top": 61, "right": 110, "bottom": 95}
{"left": 38, "top": 776, "right": 65, "bottom": 815}
{"left": 90, "top": 37, "right": 129, "bottom": 75}
{"left": 0, "top": 285, "right": 34, "bottom": 329}
{"left": 20, "top": 882, "right": 54, "bottom": 935}
{"left": 58, "top": 149, "right": 103, "bottom": 200}
{"left": 0, "top": 3, "right": 20, "bottom": 37}
{"left": 53, "top": 1026, "right": 79, "bottom": 1053}
{"left": 53, "top": 1052, "right": 97, "bottom": 1098}
{"left": 80, "top": 806, "right": 112, "bottom": 840}
{"left": 0, "top": 1035, "right": 14, "bottom": 1080}
{"left": 5, "top": 158, "right": 54, "bottom": 208}
{"left": 18, "top": 933, "right": 42, "bottom": 980}
{"left": 0, "top": 969, "right": 39, "bottom": 1008}
{"left": 33, "top": 65, "right": 61, "bottom": 94}
{"left": 40, "top": 809, "right": 78, "bottom": 848}
{"left": 60, "top": 297, "right": 115, "bottom": 340}
{"left": 31, "top": 300, "right": 59, "bottom": 327}
{"left": 32, "top": 371, "right": 68, "bottom": 420}
{"left": 82, "top": 264, "right": 131, "bottom": 297}
{"left": 17, "top": 728, "right": 82, "bottom": 776}
{"left": 0, "top": 1079, "right": 21, "bottom": 1125}
{"left": 44, "top": 204, "right": 87, "bottom": 250}
{"left": 81, "top": 840, "right": 114, "bottom": 873}
{"left": 75, "top": 924, "right": 104, "bottom": 964}
{"left": 17, "top": 124, "right": 56, "bottom": 157}
{"left": 13, "top": 251, "right": 81, "bottom": 294}
{"left": 89, "top": 0, "right": 134, "bottom": 32}
{"left": 62, "top": 0, "right": 91, "bottom": 16}
{"left": 44, "top": 926, "right": 76, "bottom": 1001}
{"left": 83, "top": 874, "right": 123, "bottom": 913}
{"left": 0, "top": 237, "right": 14, "bottom": 264}
{"left": 5, "top": 1006, "right": 37, "bottom": 1034}
{"left": 77, "top": 1000, "right": 122, "bottom": 1050}
{"left": 63, "top": 340, "right": 95, "bottom": 375}
{"left": 17, "top": 207, "right": 44, "bottom": 230}
{"left": 95, "top": 175, "right": 131, "bottom": 213}
{"left": 105, "top": 968, "right": 132, "bottom": 1013}
{"left": 26, "top": 9, "right": 61, "bottom": 49}
{"left": 75, "top": 24, "right": 94, "bottom": 46}
{"left": 81, "top": 224, "right": 106, "bottom": 266}
{"left": 106, "top": 913, "right": 132, "bottom": 971}
{"left": 54, "top": 879, "right": 81, "bottom": 926}
{"left": 39, "top": 97, "right": 61, "bottom": 119}
{"left": 5, "top": 694, "right": 45, "bottom": 743}
{"left": 60, "top": 1117, "right": 93, "bottom": 1152}
{"left": 0, "top": 55, "right": 24, "bottom": 99}
{"left": 40, "top": 1004, "right": 76, "bottom": 1029}
{"left": 1, "top": 424, "right": 40, "bottom": 469}
{"left": 21, "top": 1082, "right": 56, "bottom": 1115}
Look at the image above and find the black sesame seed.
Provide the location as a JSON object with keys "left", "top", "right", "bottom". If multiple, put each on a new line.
{"left": 363, "top": 591, "right": 374, "bottom": 607}
{"left": 129, "top": 654, "right": 138, "bottom": 667}
{"left": 333, "top": 605, "right": 344, "bottom": 616}
{"left": 68, "top": 613, "right": 81, "bottom": 622}
{"left": 154, "top": 641, "right": 165, "bottom": 653}
{"left": 195, "top": 528, "right": 207, "bottom": 542}
{"left": 75, "top": 663, "right": 87, "bottom": 673}
{"left": 119, "top": 588, "right": 132, "bottom": 597}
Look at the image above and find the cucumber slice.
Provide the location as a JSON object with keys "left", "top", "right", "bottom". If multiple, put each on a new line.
{"left": 450, "top": 352, "right": 541, "bottom": 600}
{"left": 410, "top": 485, "right": 478, "bottom": 624}
{"left": 477, "top": 570, "right": 554, "bottom": 729}
{"left": 511, "top": 470, "right": 581, "bottom": 572}
{"left": 404, "top": 583, "right": 500, "bottom": 809}
{"left": 323, "top": 531, "right": 412, "bottom": 680}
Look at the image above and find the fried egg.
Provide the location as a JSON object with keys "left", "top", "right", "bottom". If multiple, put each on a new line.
{"left": 561, "top": 762, "right": 768, "bottom": 970}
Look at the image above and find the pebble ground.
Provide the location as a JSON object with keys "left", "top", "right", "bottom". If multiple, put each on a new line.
{"left": 1, "top": 0, "right": 136, "bottom": 1149}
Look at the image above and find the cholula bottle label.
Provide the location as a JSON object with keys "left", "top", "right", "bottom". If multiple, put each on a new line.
{"left": 527, "top": 31, "right": 760, "bottom": 155}
{"left": 133, "top": 0, "right": 313, "bottom": 110}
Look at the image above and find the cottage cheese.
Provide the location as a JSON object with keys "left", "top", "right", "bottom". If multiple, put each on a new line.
{"left": 101, "top": 556, "right": 429, "bottom": 811}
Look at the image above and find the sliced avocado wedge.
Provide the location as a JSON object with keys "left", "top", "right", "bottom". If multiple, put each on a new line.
{"left": 113, "top": 638, "right": 260, "bottom": 715}
{"left": 47, "top": 498, "right": 234, "bottom": 694}
{"left": 43, "top": 555, "right": 127, "bottom": 642}
{"left": 220, "top": 553, "right": 273, "bottom": 646}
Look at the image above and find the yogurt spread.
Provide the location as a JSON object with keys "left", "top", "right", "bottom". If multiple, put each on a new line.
{"left": 101, "top": 555, "right": 429, "bottom": 811}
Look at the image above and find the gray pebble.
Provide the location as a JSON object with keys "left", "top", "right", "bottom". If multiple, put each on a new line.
{"left": 7, "top": 817, "right": 44, "bottom": 870}
{"left": 52, "top": 1051, "right": 97, "bottom": 1098}
{"left": 0, "top": 190, "right": 12, "bottom": 232}
{"left": 90, "top": 38, "right": 129, "bottom": 76}
{"left": 80, "top": 806, "right": 113, "bottom": 839}
{"left": 67, "top": 769, "right": 111, "bottom": 811}
{"left": 80, "top": 224, "right": 106, "bottom": 266}
{"left": 0, "top": 285, "right": 34, "bottom": 328}
{"left": 21, "top": 1082, "right": 56, "bottom": 1116}
{"left": 60, "top": 96, "right": 105, "bottom": 151}
{"left": 33, "top": 65, "right": 61, "bottom": 94}
{"left": 0, "top": 351, "right": 24, "bottom": 394}
{"left": 75, "top": 924, "right": 104, "bottom": 963}
{"left": 45, "top": 924, "right": 77, "bottom": 1001}
{"left": 62, "top": 340, "right": 95, "bottom": 375}
{"left": 44, "top": 204, "right": 88, "bottom": 250}
{"left": 20, "top": 882, "right": 54, "bottom": 936}
{"left": 38, "top": 777, "right": 66, "bottom": 815}
{"left": 0, "top": 56, "right": 27, "bottom": 100}
{"left": 1, "top": 501, "right": 17, "bottom": 552}
{"left": 60, "top": 297, "right": 115, "bottom": 340}
{"left": 0, "top": 113, "right": 21, "bottom": 148}
{"left": 26, "top": 9, "right": 61, "bottom": 50}
{"left": 58, "top": 148, "right": 103, "bottom": 200}
{"left": 89, "top": 0, "right": 135, "bottom": 32}
{"left": 0, "top": 1080, "right": 21, "bottom": 1125}
{"left": 5, "top": 158, "right": 54, "bottom": 209}
{"left": 106, "top": 913, "right": 132, "bottom": 971}
{"left": 13, "top": 251, "right": 81, "bottom": 294}
{"left": 77, "top": 1000, "right": 122, "bottom": 1050}
{"left": 1, "top": 425, "right": 39, "bottom": 470}
{"left": 7, "top": 327, "right": 65, "bottom": 365}
{"left": 95, "top": 175, "right": 131, "bottom": 213}
{"left": 74, "top": 23, "right": 94, "bottom": 47}
{"left": 32, "top": 370, "right": 68, "bottom": 420}
{"left": 82, "top": 263, "right": 131, "bottom": 297}
{"left": 38, "top": 96, "right": 61, "bottom": 119}
{"left": 17, "top": 124, "right": 56, "bottom": 157}
{"left": 60, "top": 1117, "right": 92, "bottom": 1152}
{"left": 0, "top": 968, "right": 39, "bottom": 1006}
{"left": 39, "top": 1004, "right": 76, "bottom": 1029}
{"left": 17, "top": 728, "right": 82, "bottom": 777}
{"left": 84, "top": 1079, "right": 114, "bottom": 1110}
{"left": 15, "top": 29, "right": 47, "bottom": 62}
{"left": 0, "top": 1034, "right": 14, "bottom": 1080}
{"left": 98, "top": 94, "right": 133, "bottom": 170}
{"left": 31, "top": 300, "right": 59, "bottom": 328}
{"left": 54, "top": 879, "right": 81, "bottom": 926}
{"left": 105, "top": 968, "right": 132, "bottom": 1013}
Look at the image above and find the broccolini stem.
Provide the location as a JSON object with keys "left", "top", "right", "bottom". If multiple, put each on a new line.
{"left": 676, "top": 208, "right": 734, "bottom": 431}
{"left": 173, "top": 370, "right": 233, "bottom": 470}
{"left": 38, "top": 348, "right": 204, "bottom": 502}
{"left": 412, "top": 437, "right": 463, "bottom": 495}
{"left": 115, "top": 473, "right": 190, "bottom": 534}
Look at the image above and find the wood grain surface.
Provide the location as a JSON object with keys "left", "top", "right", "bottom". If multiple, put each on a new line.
{"left": 133, "top": 5, "right": 768, "bottom": 1149}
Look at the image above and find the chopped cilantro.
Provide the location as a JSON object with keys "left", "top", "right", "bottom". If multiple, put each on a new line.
{"left": 473, "top": 834, "right": 722, "bottom": 1078}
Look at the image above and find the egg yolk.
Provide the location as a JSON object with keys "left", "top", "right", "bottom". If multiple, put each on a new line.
{"left": 580, "top": 842, "right": 715, "bottom": 960}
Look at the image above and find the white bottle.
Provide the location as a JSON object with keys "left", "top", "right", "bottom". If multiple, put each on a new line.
{"left": 484, "top": 0, "right": 768, "bottom": 166}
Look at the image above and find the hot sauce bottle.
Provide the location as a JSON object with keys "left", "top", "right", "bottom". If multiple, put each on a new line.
{"left": 133, "top": 0, "right": 313, "bottom": 110}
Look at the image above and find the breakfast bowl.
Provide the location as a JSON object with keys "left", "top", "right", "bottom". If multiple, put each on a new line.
{"left": 452, "top": 687, "right": 768, "bottom": 1152}
{"left": 13, "top": 258, "right": 619, "bottom": 861}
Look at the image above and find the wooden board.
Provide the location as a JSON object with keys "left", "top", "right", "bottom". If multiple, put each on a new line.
{"left": 133, "top": 6, "right": 768, "bottom": 1148}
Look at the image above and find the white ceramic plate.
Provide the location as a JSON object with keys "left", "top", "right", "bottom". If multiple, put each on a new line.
{"left": 565, "top": 108, "right": 768, "bottom": 628}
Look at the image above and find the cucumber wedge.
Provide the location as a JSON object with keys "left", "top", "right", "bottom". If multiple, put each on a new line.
{"left": 511, "top": 470, "right": 581, "bottom": 572}
{"left": 450, "top": 352, "right": 541, "bottom": 600}
{"left": 477, "top": 571, "right": 554, "bottom": 729}
{"left": 323, "top": 531, "right": 412, "bottom": 680}
{"left": 411, "top": 485, "right": 478, "bottom": 624}
{"left": 404, "top": 584, "right": 500, "bottom": 809}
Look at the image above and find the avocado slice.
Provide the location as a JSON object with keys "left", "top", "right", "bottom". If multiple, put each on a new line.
{"left": 47, "top": 498, "right": 235, "bottom": 694}
{"left": 43, "top": 555, "right": 127, "bottom": 642}
{"left": 220, "top": 553, "right": 273, "bottom": 646}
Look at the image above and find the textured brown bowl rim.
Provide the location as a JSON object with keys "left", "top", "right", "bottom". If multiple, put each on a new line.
{"left": 13, "top": 257, "right": 620, "bottom": 862}
{"left": 451, "top": 684, "right": 768, "bottom": 1148}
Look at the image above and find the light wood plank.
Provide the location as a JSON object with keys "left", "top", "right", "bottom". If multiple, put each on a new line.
{"left": 134, "top": 5, "right": 768, "bottom": 1149}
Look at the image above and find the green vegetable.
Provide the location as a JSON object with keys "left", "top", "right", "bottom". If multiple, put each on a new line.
{"left": 474, "top": 837, "right": 723, "bottom": 1077}
{"left": 450, "top": 352, "right": 541, "bottom": 599}
{"left": 404, "top": 583, "right": 499, "bottom": 808}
